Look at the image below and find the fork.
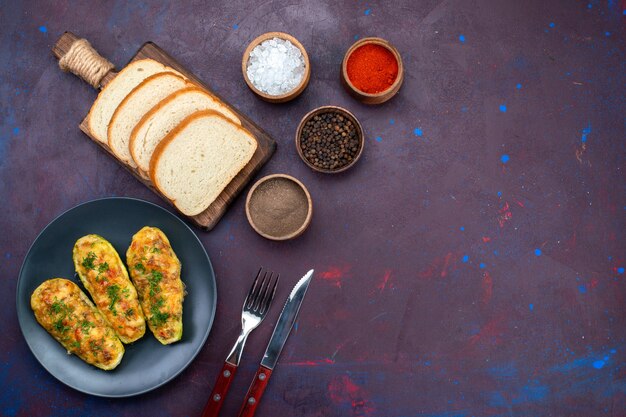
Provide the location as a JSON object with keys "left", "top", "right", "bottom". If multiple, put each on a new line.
{"left": 201, "top": 268, "right": 279, "bottom": 417}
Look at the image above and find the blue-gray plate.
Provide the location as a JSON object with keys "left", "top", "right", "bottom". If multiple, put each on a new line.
{"left": 16, "top": 197, "right": 216, "bottom": 397}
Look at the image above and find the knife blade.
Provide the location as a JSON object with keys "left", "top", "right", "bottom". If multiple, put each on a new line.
{"left": 260, "top": 268, "right": 313, "bottom": 369}
{"left": 237, "top": 269, "right": 314, "bottom": 417}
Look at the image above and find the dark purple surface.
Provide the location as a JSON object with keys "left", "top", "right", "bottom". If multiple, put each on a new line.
{"left": 1, "top": 1, "right": 625, "bottom": 416}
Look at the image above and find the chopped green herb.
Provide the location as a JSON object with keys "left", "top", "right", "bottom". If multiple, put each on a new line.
{"left": 149, "top": 297, "right": 169, "bottom": 326}
{"left": 122, "top": 287, "right": 130, "bottom": 298}
{"left": 49, "top": 298, "right": 73, "bottom": 329}
{"left": 50, "top": 298, "right": 66, "bottom": 315}
{"left": 89, "top": 340, "right": 102, "bottom": 352}
{"left": 125, "top": 308, "right": 134, "bottom": 318}
{"left": 53, "top": 319, "right": 70, "bottom": 333}
{"left": 80, "top": 320, "right": 94, "bottom": 334}
{"left": 148, "top": 270, "right": 163, "bottom": 297}
{"left": 151, "top": 247, "right": 161, "bottom": 253}
{"left": 151, "top": 311, "right": 169, "bottom": 326}
{"left": 107, "top": 285, "right": 120, "bottom": 315}
{"left": 97, "top": 262, "right": 109, "bottom": 273}
{"left": 69, "top": 341, "right": 81, "bottom": 349}
{"left": 150, "top": 309, "right": 169, "bottom": 326}
{"left": 53, "top": 319, "right": 63, "bottom": 332}
{"left": 134, "top": 263, "right": 146, "bottom": 273}
{"left": 154, "top": 297, "right": 165, "bottom": 308}
{"left": 95, "top": 261, "right": 110, "bottom": 283}
{"left": 82, "top": 251, "right": 97, "bottom": 270}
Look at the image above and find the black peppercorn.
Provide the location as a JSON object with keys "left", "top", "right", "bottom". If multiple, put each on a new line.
{"left": 299, "top": 110, "right": 361, "bottom": 171}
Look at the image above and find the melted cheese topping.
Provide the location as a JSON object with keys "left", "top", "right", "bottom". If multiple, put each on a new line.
{"left": 30, "top": 278, "right": 124, "bottom": 370}
{"left": 126, "top": 227, "right": 184, "bottom": 344}
{"left": 73, "top": 235, "right": 145, "bottom": 343}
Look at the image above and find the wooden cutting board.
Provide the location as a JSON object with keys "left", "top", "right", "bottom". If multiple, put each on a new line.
{"left": 52, "top": 32, "right": 276, "bottom": 230}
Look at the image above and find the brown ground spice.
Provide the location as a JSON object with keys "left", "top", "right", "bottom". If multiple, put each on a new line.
{"left": 248, "top": 178, "right": 309, "bottom": 237}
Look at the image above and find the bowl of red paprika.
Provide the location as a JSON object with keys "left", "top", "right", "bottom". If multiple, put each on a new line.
{"left": 341, "top": 37, "right": 404, "bottom": 105}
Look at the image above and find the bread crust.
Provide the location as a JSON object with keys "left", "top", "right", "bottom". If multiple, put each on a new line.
{"left": 87, "top": 59, "right": 165, "bottom": 143}
{"left": 129, "top": 86, "right": 242, "bottom": 176}
{"left": 107, "top": 71, "right": 189, "bottom": 164}
{"left": 149, "top": 110, "right": 258, "bottom": 215}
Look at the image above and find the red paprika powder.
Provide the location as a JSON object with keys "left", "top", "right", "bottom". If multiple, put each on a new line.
{"left": 346, "top": 44, "right": 398, "bottom": 94}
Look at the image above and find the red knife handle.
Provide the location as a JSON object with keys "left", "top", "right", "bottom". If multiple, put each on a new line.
{"left": 237, "top": 365, "right": 273, "bottom": 417}
{"left": 201, "top": 362, "right": 238, "bottom": 417}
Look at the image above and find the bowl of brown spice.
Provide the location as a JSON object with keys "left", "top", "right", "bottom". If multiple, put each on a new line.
{"left": 296, "top": 106, "right": 364, "bottom": 174}
{"left": 245, "top": 174, "right": 313, "bottom": 241}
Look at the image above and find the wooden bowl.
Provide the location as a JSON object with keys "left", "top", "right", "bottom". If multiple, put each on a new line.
{"left": 340, "top": 37, "right": 404, "bottom": 105}
{"left": 295, "top": 106, "right": 365, "bottom": 174}
{"left": 242, "top": 32, "right": 311, "bottom": 103}
{"left": 245, "top": 174, "right": 313, "bottom": 240}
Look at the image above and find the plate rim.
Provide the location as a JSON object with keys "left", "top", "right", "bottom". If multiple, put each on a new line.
{"left": 16, "top": 196, "right": 216, "bottom": 398}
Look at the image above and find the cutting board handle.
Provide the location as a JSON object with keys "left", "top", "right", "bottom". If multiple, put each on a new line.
{"left": 52, "top": 31, "right": 116, "bottom": 89}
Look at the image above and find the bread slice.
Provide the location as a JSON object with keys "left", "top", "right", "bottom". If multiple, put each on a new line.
{"left": 108, "top": 72, "right": 189, "bottom": 166}
{"left": 130, "top": 86, "right": 241, "bottom": 177}
{"left": 150, "top": 110, "right": 257, "bottom": 216}
{"left": 87, "top": 59, "right": 172, "bottom": 143}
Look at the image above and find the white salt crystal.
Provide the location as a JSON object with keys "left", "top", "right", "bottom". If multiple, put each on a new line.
{"left": 246, "top": 37, "right": 306, "bottom": 96}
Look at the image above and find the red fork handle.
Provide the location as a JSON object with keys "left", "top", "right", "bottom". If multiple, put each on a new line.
{"left": 237, "top": 365, "right": 273, "bottom": 417}
{"left": 201, "top": 362, "right": 238, "bottom": 417}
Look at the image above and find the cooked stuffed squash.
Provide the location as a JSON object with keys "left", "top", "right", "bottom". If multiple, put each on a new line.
{"left": 126, "top": 226, "right": 184, "bottom": 344}
{"left": 30, "top": 278, "right": 124, "bottom": 370}
{"left": 73, "top": 234, "right": 145, "bottom": 343}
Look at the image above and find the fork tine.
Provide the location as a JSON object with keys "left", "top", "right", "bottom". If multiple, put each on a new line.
{"left": 252, "top": 271, "right": 270, "bottom": 311}
{"left": 260, "top": 273, "right": 279, "bottom": 315}
{"left": 256, "top": 272, "right": 273, "bottom": 313}
{"left": 245, "top": 268, "right": 263, "bottom": 309}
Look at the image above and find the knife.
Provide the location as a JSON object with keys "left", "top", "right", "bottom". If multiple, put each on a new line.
{"left": 237, "top": 269, "right": 314, "bottom": 417}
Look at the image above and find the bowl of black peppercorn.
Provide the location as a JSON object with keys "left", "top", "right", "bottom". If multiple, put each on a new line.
{"left": 296, "top": 105, "right": 364, "bottom": 174}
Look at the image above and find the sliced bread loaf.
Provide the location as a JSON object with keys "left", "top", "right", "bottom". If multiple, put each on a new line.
{"left": 130, "top": 86, "right": 241, "bottom": 177}
{"left": 150, "top": 110, "right": 257, "bottom": 216}
{"left": 108, "top": 72, "right": 189, "bottom": 167}
{"left": 87, "top": 59, "right": 171, "bottom": 143}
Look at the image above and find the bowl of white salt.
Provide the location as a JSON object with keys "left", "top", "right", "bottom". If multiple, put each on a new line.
{"left": 242, "top": 32, "right": 310, "bottom": 103}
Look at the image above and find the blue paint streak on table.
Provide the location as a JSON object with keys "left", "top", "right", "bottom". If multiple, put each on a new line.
{"left": 1, "top": 1, "right": 625, "bottom": 416}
